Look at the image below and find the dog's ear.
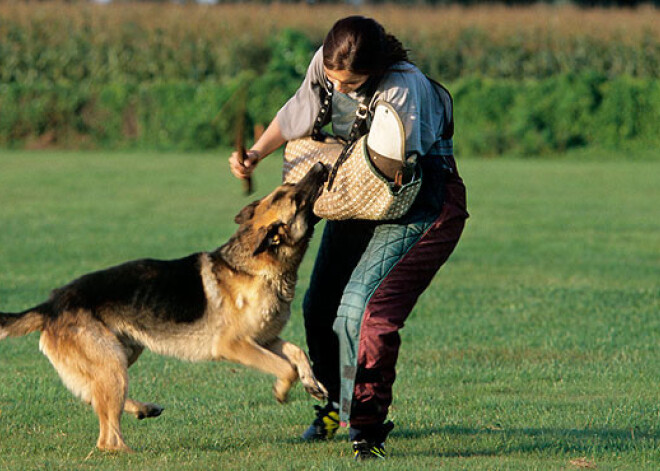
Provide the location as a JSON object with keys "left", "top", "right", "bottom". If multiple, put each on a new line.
{"left": 252, "top": 223, "right": 283, "bottom": 256}
{"left": 234, "top": 200, "right": 260, "bottom": 225}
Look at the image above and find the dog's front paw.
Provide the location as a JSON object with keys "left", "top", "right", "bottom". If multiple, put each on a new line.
{"left": 303, "top": 377, "right": 328, "bottom": 401}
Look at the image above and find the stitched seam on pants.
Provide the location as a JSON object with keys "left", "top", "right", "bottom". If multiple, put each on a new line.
{"left": 347, "top": 216, "right": 440, "bottom": 423}
{"left": 360, "top": 218, "right": 436, "bottom": 321}
{"left": 353, "top": 216, "right": 436, "bottom": 363}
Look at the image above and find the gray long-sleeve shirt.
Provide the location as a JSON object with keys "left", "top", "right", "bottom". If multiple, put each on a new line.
{"left": 276, "top": 47, "right": 453, "bottom": 157}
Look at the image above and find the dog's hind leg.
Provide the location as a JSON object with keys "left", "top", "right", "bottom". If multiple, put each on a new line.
{"left": 266, "top": 338, "right": 328, "bottom": 401}
{"left": 124, "top": 398, "right": 164, "bottom": 420}
{"left": 122, "top": 344, "right": 164, "bottom": 420}
{"left": 92, "top": 370, "right": 131, "bottom": 453}
{"left": 39, "top": 312, "right": 132, "bottom": 452}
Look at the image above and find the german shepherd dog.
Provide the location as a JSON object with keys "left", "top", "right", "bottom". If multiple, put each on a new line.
{"left": 0, "top": 163, "right": 329, "bottom": 452}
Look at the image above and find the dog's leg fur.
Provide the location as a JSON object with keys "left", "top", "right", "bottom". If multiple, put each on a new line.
{"left": 266, "top": 338, "right": 328, "bottom": 401}
{"left": 39, "top": 311, "right": 132, "bottom": 452}
{"left": 214, "top": 338, "right": 299, "bottom": 403}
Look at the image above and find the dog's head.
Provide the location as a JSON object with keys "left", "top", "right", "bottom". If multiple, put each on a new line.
{"left": 233, "top": 163, "right": 328, "bottom": 262}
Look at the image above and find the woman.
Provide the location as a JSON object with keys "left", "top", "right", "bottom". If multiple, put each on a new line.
{"left": 229, "top": 16, "right": 468, "bottom": 461}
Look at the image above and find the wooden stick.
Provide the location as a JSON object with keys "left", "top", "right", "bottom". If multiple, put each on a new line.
{"left": 236, "top": 144, "right": 253, "bottom": 195}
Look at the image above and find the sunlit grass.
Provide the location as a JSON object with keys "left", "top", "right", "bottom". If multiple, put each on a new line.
{"left": 0, "top": 150, "right": 658, "bottom": 469}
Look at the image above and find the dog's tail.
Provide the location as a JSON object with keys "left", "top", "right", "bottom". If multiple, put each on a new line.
{"left": 0, "top": 304, "right": 48, "bottom": 340}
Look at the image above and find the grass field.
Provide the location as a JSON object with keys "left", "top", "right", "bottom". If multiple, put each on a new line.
{"left": 0, "top": 150, "right": 658, "bottom": 470}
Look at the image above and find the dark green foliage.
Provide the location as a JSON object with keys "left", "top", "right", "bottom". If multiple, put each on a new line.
{"left": 451, "top": 77, "right": 519, "bottom": 156}
{"left": 1, "top": 73, "right": 658, "bottom": 154}
{"left": 451, "top": 74, "right": 660, "bottom": 156}
{"left": 246, "top": 29, "right": 315, "bottom": 129}
{"left": 594, "top": 76, "right": 660, "bottom": 148}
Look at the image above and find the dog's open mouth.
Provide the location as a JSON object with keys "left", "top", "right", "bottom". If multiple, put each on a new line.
{"left": 314, "top": 180, "right": 325, "bottom": 201}
{"left": 298, "top": 162, "right": 329, "bottom": 205}
{"left": 294, "top": 162, "right": 329, "bottom": 225}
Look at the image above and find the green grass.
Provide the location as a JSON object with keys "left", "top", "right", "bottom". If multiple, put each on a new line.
{"left": 0, "top": 150, "right": 658, "bottom": 470}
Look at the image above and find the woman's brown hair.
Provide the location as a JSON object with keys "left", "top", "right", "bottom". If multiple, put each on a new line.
{"left": 322, "top": 16, "right": 409, "bottom": 76}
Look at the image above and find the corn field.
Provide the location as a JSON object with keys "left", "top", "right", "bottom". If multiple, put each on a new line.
{"left": 0, "top": 3, "right": 658, "bottom": 153}
{"left": 1, "top": 3, "right": 658, "bottom": 83}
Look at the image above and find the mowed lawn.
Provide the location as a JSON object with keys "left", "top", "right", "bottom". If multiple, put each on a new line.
{"left": 0, "top": 150, "right": 658, "bottom": 470}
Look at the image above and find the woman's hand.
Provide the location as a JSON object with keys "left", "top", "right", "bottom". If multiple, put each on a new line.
{"left": 229, "top": 149, "right": 261, "bottom": 180}
{"left": 227, "top": 117, "right": 285, "bottom": 180}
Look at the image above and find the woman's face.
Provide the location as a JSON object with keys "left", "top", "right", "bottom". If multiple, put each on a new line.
{"left": 324, "top": 67, "right": 369, "bottom": 94}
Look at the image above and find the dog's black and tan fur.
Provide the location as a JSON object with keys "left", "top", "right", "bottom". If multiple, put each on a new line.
{"left": 0, "top": 163, "right": 329, "bottom": 452}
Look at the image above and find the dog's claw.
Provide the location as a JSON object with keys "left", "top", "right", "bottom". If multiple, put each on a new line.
{"left": 304, "top": 380, "right": 328, "bottom": 401}
{"left": 147, "top": 405, "right": 164, "bottom": 418}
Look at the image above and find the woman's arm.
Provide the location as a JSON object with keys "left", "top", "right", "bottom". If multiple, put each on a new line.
{"left": 228, "top": 48, "right": 325, "bottom": 180}
{"left": 251, "top": 117, "right": 287, "bottom": 161}
{"left": 228, "top": 117, "right": 286, "bottom": 180}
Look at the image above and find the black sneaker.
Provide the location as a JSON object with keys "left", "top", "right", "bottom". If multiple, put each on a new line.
{"left": 301, "top": 403, "right": 340, "bottom": 441}
{"left": 352, "top": 439, "right": 387, "bottom": 461}
{"left": 350, "top": 420, "right": 394, "bottom": 461}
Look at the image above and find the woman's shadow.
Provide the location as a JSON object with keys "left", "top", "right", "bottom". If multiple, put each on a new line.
{"left": 392, "top": 425, "right": 658, "bottom": 458}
